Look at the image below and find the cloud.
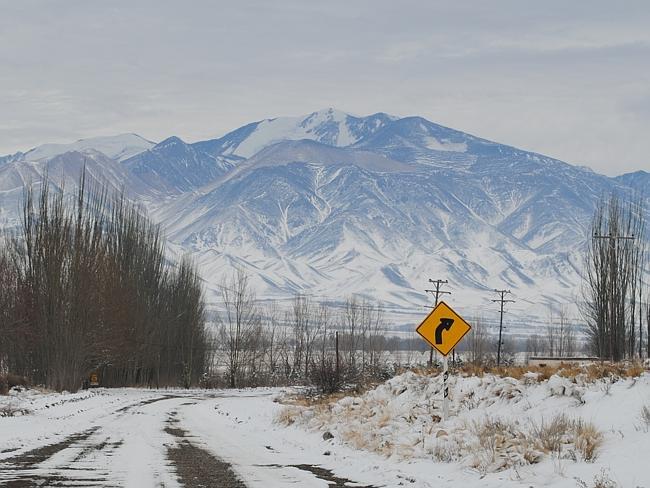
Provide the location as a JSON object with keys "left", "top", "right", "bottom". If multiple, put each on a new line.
{"left": 1, "top": 0, "right": 649, "bottom": 175}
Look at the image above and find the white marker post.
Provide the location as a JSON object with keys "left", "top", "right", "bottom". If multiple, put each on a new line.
{"left": 442, "top": 355, "right": 449, "bottom": 421}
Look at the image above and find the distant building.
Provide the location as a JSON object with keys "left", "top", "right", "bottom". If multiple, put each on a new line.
{"left": 528, "top": 357, "right": 600, "bottom": 367}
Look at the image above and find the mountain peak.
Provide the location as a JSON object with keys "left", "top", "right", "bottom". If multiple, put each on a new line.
{"left": 21, "top": 133, "right": 155, "bottom": 162}
{"left": 156, "top": 136, "right": 186, "bottom": 148}
{"left": 614, "top": 169, "right": 650, "bottom": 189}
{"left": 303, "top": 107, "right": 349, "bottom": 123}
{"left": 205, "top": 109, "right": 397, "bottom": 159}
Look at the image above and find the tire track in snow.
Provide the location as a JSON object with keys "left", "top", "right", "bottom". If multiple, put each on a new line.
{"left": 0, "top": 427, "right": 114, "bottom": 487}
{"left": 0, "top": 394, "right": 181, "bottom": 487}
{"left": 165, "top": 413, "right": 247, "bottom": 488}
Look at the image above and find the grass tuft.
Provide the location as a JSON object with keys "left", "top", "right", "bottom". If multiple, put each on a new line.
{"left": 640, "top": 405, "right": 650, "bottom": 431}
{"left": 574, "top": 419, "right": 604, "bottom": 462}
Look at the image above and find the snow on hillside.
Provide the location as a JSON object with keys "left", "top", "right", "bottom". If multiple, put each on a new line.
{"left": 0, "top": 150, "right": 137, "bottom": 229}
{"left": 21, "top": 133, "right": 155, "bottom": 162}
{"left": 123, "top": 136, "right": 234, "bottom": 194}
{"left": 279, "top": 367, "right": 650, "bottom": 487}
{"left": 219, "top": 108, "right": 395, "bottom": 158}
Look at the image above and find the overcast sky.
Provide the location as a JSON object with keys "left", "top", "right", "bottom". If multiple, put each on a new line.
{"left": 2, "top": 1, "right": 649, "bottom": 176}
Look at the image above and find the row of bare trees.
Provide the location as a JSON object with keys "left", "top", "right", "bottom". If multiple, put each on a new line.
{"left": 523, "top": 305, "right": 578, "bottom": 358}
{"left": 212, "top": 270, "right": 390, "bottom": 391}
{"left": 582, "top": 193, "right": 648, "bottom": 360}
{"left": 458, "top": 308, "right": 581, "bottom": 365}
{"left": 0, "top": 175, "right": 208, "bottom": 391}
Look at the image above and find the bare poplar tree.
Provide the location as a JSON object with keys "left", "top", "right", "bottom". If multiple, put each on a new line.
{"left": 217, "top": 269, "right": 260, "bottom": 388}
{"left": 582, "top": 194, "right": 646, "bottom": 360}
{"left": 545, "top": 305, "right": 575, "bottom": 357}
{"left": 1, "top": 172, "right": 209, "bottom": 391}
{"left": 342, "top": 296, "right": 360, "bottom": 372}
{"left": 467, "top": 315, "right": 488, "bottom": 364}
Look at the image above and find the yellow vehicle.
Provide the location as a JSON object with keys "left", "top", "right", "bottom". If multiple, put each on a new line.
{"left": 88, "top": 372, "right": 100, "bottom": 388}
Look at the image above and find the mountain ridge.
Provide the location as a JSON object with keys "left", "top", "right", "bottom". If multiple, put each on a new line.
{"left": 1, "top": 109, "right": 647, "bottom": 326}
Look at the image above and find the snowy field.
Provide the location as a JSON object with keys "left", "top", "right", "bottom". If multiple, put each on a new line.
{"left": 1, "top": 368, "right": 649, "bottom": 487}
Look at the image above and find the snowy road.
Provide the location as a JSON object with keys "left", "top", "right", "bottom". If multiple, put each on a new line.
{"left": 0, "top": 389, "right": 389, "bottom": 487}
{"left": 10, "top": 381, "right": 643, "bottom": 488}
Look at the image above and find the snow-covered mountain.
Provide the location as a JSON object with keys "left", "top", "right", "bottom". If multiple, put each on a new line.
{"left": 0, "top": 109, "right": 647, "bottom": 327}
{"left": 615, "top": 170, "right": 650, "bottom": 191}
{"left": 0, "top": 150, "right": 135, "bottom": 228}
{"left": 18, "top": 133, "right": 155, "bottom": 162}
{"left": 194, "top": 108, "right": 397, "bottom": 158}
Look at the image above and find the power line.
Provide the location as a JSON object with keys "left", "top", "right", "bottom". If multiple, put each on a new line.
{"left": 492, "top": 289, "right": 515, "bottom": 366}
{"left": 425, "top": 279, "right": 451, "bottom": 305}
{"left": 593, "top": 233, "right": 636, "bottom": 241}
{"left": 425, "top": 279, "right": 451, "bottom": 366}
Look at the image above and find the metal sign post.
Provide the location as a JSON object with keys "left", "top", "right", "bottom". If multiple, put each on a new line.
{"left": 415, "top": 301, "right": 472, "bottom": 422}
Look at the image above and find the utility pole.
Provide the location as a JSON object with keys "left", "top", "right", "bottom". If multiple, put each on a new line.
{"left": 593, "top": 232, "right": 636, "bottom": 360}
{"left": 335, "top": 331, "right": 340, "bottom": 382}
{"left": 425, "top": 279, "right": 451, "bottom": 366}
{"left": 492, "top": 289, "right": 514, "bottom": 366}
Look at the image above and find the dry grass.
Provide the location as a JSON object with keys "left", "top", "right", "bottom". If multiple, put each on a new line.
{"left": 276, "top": 392, "right": 355, "bottom": 428}
{"left": 376, "top": 411, "right": 392, "bottom": 428}
{"left": 576, "top": 469, "right": 618, "bottom": 488}
{"left": 457, "top": 361, "right": 646, "bottom": 383}
{"left": 468, "top": 416, "right": 543, "bottom": 472}
{"left": 530, "top": 414, "right": 603, "bottom": 461}
{"left": 282, "top": 361, "right": 646, "bottom": 409}
{"left": 432, "top": 436, "right": 464, "bottom": 463}
{"left": 562, "top": 362, "right": 645, "bottom": 381}
{"left": 457, "top": 363, "right": 558, "bottom": 380}
{"left": 472, "top": 417, "right": 517, "bottom": 462}
{"left": 275, "top": 405, "right": 302, "bottom": 426}
{"left": 0, "top": 404, "right": 31, "bottom": 417}
{"left": 465, "top": 413, "right": 604, "bottom": 472}
{"left": 281, "top": 390, "right": 349, "bottom": 408}
{"left": 340, "top": 428, "right": 371, "bottom": 452}
{"left": 574, "top": 420, "right": 604, "bottom": 462}
{"left": 280, "top": 379, "right": 379, "bottom": 407}
{"left": 275, "top": 363, "right": 620, "bottom": 470}
{"left": 531, "top": 413, "right": 573, "bottom": 454}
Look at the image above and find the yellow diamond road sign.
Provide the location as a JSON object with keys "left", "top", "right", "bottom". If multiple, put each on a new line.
{"left": 416, "top": 301, "right": 472, "bottom": 356}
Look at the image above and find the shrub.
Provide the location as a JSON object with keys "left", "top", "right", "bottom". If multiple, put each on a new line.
{"left": 309, "top": 358, "right": 344, "bottom": 394}
{"left": 0, "top": 373, "right": 31, "bottom": 395}
{"left": 0, "top": 404, "right": 31, "bottom": 417}
{"left": 6, "top": 374, "right": 28, "bottom": 389}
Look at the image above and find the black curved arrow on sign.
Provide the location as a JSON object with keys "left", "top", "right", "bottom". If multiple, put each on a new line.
{"left": 435, "top": 318, "right": 454, "bottom": 344}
